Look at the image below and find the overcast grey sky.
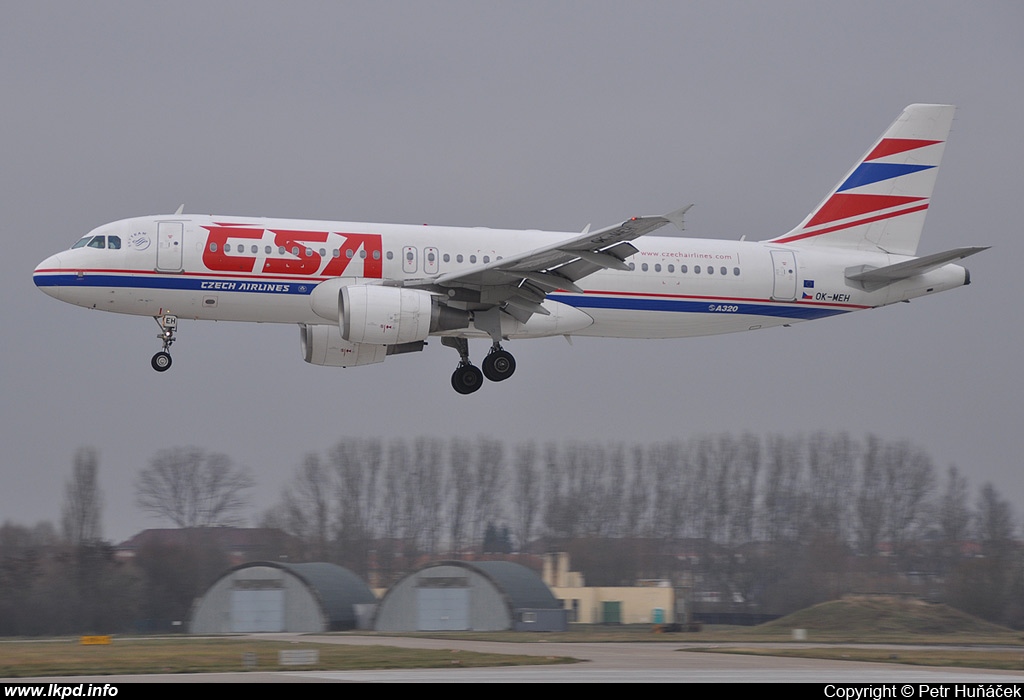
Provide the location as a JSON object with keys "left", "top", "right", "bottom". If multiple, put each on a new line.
{"left": 3, "top": 1, "right": 1021, "bottom": 541}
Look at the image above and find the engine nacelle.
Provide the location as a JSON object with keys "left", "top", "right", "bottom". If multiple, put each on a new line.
{"left": 340, "top": 285, "right": 469, "bottom": 345}
{"left": 300, "top": 323, "right": 386, "bottom": 367}
{"left": 342, "top": 285, "right": 432, "bottom": 345}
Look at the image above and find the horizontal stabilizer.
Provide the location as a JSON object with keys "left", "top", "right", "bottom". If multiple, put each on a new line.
{"left": 845, "top": 246, "right": 988, "bottom": 291}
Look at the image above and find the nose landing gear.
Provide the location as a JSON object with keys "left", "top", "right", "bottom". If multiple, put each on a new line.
{"left": 151, "top": 314, "right": 177, "bottom": 372}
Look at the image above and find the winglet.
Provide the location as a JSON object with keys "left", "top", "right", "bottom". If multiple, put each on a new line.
{"left": 664, "top": 204, "right": 694, "bottom": 232}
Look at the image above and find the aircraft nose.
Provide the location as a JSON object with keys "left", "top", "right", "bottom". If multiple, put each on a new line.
{"left": 34, "top": 253, "right": 63, "bottom": 299}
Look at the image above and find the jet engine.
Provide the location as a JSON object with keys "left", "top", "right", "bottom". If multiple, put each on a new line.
{"left": 300, "top": 323, "right": 386, "bottom": 367}
{"left": 300, "top": 323, "right": 429, "bottom": 367}
{"left": 338, "top": 285, "right": 470, "bottom": 344}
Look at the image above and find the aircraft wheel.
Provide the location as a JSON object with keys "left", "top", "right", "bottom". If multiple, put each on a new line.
{"left": 482, "top": 349, "right": 516, "bottom": 382}
{"left": 151, "top": 351, "right": 172, "bottom": 372}
{"left": 451, "top": 365, "right": 483, "bottom": 394}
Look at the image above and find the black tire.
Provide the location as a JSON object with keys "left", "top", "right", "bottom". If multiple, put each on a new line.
{"left": 151, "top": 351, "right": 172, "bottom": 372}
{"left": 482, "top": 349, "right": 516, "bottom": 382}
{"left": 451, "top": 364, "right": 483, "bottom": 394}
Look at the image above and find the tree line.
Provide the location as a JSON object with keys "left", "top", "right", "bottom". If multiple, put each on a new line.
{"left": 261, "top": 434, "right": 1021, "bottom": 624}
{"left": 1, "top": 433, "right": 1021, "bottom": 634}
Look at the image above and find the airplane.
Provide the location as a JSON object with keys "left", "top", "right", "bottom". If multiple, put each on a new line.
{"left": 34, "top": 104, "right": 986, "bottom": 394}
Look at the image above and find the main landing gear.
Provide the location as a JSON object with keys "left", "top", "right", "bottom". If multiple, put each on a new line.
{"left": 442, "top": 338, "right": 517, "bottom": 395}
{"left": 151, "top": 314, "right": 177, "bottom": 372}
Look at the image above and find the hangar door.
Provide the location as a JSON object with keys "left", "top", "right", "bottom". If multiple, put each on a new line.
{"left": 230, "top": 588, "right": 285, "bottom": 632}
{"left": 416, "top": 581, "right": 469, "bottom": 630}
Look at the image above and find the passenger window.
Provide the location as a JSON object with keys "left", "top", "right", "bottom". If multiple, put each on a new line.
{"left": 654, "top": 263, "right": 661, "bottom": 272}
{"left": 470, "top": 255, "right": 477, "bottom": 263}
{"left": 373, "top": 250, "right": 381, "bottom": 260}
{"left": 680, "top": 265, "right": 688, "bottom": 273}
{"left": 641, "top": 263, "right": 649, "bottom": 272}
{"left": 733, "top": 267, "right": 740, "bottom": 276}
{"left": 695, "top": 266, "right": 701, "bottom": 274}
{"left": 720, "top": 266, "right": 727, "bottom": 275}
{"left": 457, "top": 254, "right": 464, "bottom": 263}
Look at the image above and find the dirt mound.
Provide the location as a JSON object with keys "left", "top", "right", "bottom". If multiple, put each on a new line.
{"left": 760, "top": 596, "right": 1010, "bottom": 636}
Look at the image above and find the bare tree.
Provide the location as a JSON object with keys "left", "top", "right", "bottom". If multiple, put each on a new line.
{"left": 447, "top": 438, "right": 474, "bottom": 552}
{"left": 881, "top": 440, "right": 935, "bottom": 556}
{"left": 472, "top": 437, "right": 505, "bottom": 544}
{"left": 760, "top": 435, "right": 805, "bottom": 544}
{"left": 135, "top": 447, "right": 254, "bottom": 528}
{"left": 805, "top": 432, "right": 856, "bottom": 542}
{"left": 976, "top": 482, "right": 1016, "bottom": 557}
{"left": 510, "top": 441, "right": 541, "bottom": 550}
{"left": 61, "top": 447, "right": 103, "bottom": 545}
{"left": 855, "top": 436, "right": 888, "bottom": 556}
{"left": 275, "top": 453, "right": 335, "bottom": 560}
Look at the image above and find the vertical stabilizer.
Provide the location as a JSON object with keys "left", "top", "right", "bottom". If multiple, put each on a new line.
{"left": 767, "top": 104, "right": 955, "bottom": 255}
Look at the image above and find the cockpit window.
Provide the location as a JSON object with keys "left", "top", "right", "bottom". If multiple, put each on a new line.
{"left": 71, "top": 235, "right": 121, "bottom": 251}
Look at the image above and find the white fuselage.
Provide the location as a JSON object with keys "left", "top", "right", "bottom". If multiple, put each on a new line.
{"left": 33, "top": 214, "right": 969, "bottom": 341}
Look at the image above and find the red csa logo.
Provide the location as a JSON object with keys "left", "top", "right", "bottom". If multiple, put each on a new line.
{"left": 200, "top": 224, "right": 383, "bottom": 278}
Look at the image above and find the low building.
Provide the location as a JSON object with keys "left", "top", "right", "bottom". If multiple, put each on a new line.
{"left": 189, "top": 561, "right": 377, "bottom": 633}
{"left": 374, "top": 560, "right": 566, "bottom": 632}
{"left": 543, "top": 552, "right": 677, "bottom": 624}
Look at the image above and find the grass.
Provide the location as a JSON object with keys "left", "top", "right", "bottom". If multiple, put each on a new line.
{"left": 690, "top": 647, "right": 1024, "bottom": 672}
{"left": 0, "top": 638, "right": 578, "bottom": 678}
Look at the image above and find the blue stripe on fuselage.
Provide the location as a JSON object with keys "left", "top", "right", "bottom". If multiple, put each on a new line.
{"left": 33, "top": 273, "right": 315, "bottom": 295}
{"left": 548, "top": 293, "right": 850, "bottom": 321}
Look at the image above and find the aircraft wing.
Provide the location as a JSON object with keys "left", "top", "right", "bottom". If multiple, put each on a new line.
{"left": 845, "top": 246, "right": 988, "bottom": 291}
{"left": 412, "top": 206, "right": 691, "bottom": 322}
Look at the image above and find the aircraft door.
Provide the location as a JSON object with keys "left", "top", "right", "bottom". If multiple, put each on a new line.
{"left": 157, "top": 222, "right": 184, "bottom": 271}
{"left": 770, "top": 249, "right": 798, "bottom": 300}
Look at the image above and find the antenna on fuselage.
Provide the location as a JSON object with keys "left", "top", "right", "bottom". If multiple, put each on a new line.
{"left": 173, "top": 204, "right": 184, "bottom": 216}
